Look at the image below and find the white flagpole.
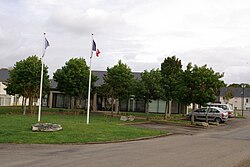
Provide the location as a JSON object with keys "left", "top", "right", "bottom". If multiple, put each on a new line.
{"left": 86, "top": 34, "right": 94, "bottom": 124}
{"left": 38, "top": 33, "right": 47, "bottom": 122}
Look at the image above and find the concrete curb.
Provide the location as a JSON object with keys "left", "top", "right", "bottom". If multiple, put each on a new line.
{"left": 82, "top": 133, "right": 173, "bottom": 145}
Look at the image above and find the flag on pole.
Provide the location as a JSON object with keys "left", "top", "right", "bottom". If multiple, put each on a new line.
{"left": 92, "top": 40, "right": 96, "bottom": 51}
{"left": 96, "top": 49, "right": 101, "bottom": 57}
{"left": 38, "top": 33, "right": 50, "bottom": 122}
{"left": 92, "top": 40, "right": 101, "bottom": 57}
{"left": 45, "top": 37, "right": 50, "bottom": 49}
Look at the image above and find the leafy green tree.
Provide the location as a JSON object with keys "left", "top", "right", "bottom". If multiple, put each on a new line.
{"left": 53, "top": 58, "right": 97, "bottom": 109}
{"left": 227, "top": 83, "right": 241, "bottom": 87}
{"left": 97, "top": 83, "right": 113, "bottom": 111}
{"left": 135, "top": 69, "right": 164, "bottom": 120}
{"left": 103, "top": 60, "right": 135, "bottom": 116}
{"left": 181, "top": 63, "right": 224, "bottom": 124}
{"left": 228, "top": 83, "right": 250, "bottom": 88}
{"left": 161, "top": 56, "right": 183, "bottom": 119}
{"left": 5, "top": 55, "right": 50, "bottom": 113}
{"left": 223, "top": 91, "right": 234, "bottom": 104}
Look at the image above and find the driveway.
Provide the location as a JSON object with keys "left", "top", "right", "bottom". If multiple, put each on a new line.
{"left": 1, "top": 112, "right": 250, "bottom": 167}
{"left": 133, "top": 114, "right": 248, "bottom": 136}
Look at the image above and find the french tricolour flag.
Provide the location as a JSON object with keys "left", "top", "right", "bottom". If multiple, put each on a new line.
{"left": 92, "top": 40, "right": 101, "bottom": 57}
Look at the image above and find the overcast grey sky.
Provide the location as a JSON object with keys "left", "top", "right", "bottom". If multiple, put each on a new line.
{"left": 1, "top": 0, "right": 250, "bottom": 84}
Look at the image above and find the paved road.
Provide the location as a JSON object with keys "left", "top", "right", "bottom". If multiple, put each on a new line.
{"left": 1, "top": 112, "right": 250, "bottom": 167}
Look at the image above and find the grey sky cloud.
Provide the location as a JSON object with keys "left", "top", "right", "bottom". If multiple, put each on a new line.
{"left": 1, "top": 0, "right": 250, "bottom": 85}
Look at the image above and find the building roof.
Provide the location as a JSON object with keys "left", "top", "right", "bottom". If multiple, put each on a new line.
{"left": 0, "top": 68, "right": 142, "bottom": 89}
{"left": 220, "top": 87, "right": 250, "bottom": 98}
{"left": 50, "top": 71, "right": 142, "bottom": 89}
{"left": 0, "top": 68, "right": 9, "bottom": 82}
{"left": 92, "top": 70, "right": 141, "bottom": 87}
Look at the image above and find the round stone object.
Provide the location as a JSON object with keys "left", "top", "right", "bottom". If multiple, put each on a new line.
{"left": 32, "top": 123, "right": 62, "bottom": 132}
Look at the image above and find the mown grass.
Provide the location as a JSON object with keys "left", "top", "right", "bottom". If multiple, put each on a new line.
{"left": 0, "top": 106, "right": 23, "bottom": 114}
{"left": 119, "top": 111, "right": 191, "bottom": 125}
{"left": 0, "top": 106, "right": 84, "bottom": 115}
{"left": 0, "top": 108, "right": 167, "bottom": 144}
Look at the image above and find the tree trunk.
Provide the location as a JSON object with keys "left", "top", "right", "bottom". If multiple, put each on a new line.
{"left": 93, "top": 93, "right": 97, "bottom": 112}
{"left": 104, "top": 97, "right": 107, "bottom": 111}
{"left": 23, "top": 98, "right": 27, "bottom": 115}
{"left": 21, "top": 97, "right": 24, "bottom": 109}
{"left": 181, "top": 104, "right": 186, "bottom": 116}
{"left": 191, "top": 102, "right": 196, "bottom": 124}
{"left": 115, "top": 99, "right": 119, "bottom": 114}
{"left": 206, "top": 105, "right": 210, "bottom": 123}
{"left": 71, "top": 96, "right": 75, "bottom": 109}
{"left": 28, "top": 96, "right": 33, "bottom": 114}
{"left": 15, "top": 95, "right": 18, "bottom": 106}
{"left": 111, "top": 97, "right": 114, "bottom": 117}
{"left": 67, "top": 96, "right": 71, "bottom": 114}
{"left": 30, "top": 97, "right": 35, "bottom": 115}
{"left": 146, "top": 99, "right": 149, "bottom": 120}
{"left": 164, "top": 101, "right": 168, "bottom": 120}
{"left": 74, "top": 97, "right": 78, "bottom": 115}
{"left": 168, "top": 100, "right": 172, "bottom": 118}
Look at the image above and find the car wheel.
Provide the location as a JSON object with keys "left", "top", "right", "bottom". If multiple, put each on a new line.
{"left": 215, "top": 117, "right": 221, "bottom": 124}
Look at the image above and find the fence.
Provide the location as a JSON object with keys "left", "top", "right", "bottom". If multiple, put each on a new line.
{"left": 0, "top": 95, "right": 12, "bottom": 106}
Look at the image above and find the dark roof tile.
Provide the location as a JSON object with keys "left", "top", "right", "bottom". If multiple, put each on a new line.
{"left": 0, "top": 69, "right": 9, "bottom": 82}
{"left": 220, "top": 87, "right": 250, "bottom": 98}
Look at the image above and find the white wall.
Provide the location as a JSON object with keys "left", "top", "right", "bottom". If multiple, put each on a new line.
{"left": 0, "top": 82, "right": 6, "bottom": 95}
{"left": 219, "top": 96, "right": 250, "bottom": 110}
{"left": 0, "top": 81, "right": 26, "bottom": 106}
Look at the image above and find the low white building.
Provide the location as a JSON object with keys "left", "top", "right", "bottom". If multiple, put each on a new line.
{"left": 0, "top": 68, "right": 23, "bottom": 106}
{"left": 219, "top": 87, "right": 250, "bottom": 110}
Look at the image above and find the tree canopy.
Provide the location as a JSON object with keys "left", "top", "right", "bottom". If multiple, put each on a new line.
{"left": 53, "top": 57, "right": 97, "bottom": 109}
{"left": 181, "top": 63, "right": 224, "bottom": 123}
{"left": 223, "top": 90, "right": 234, "bottom": 103}
{"left": 161, "top": 56, "right": 183, "bottom": 101}
{"left": 104, "top": 60, "right": 135, "bottom": 100}
{"left": 161, "top": 56, "right": 183, "bottom": 118}
{"left": 227, "top": 83, "right": 250, "bottom": 88}
{"left": 135, "top": 69, "right": 164, "bottom": 119}
{"left": 5, "top": 55, "right": 50, "bottom": 112}
{"left": 103, "top": 60, "right": 135, "bottom": 113}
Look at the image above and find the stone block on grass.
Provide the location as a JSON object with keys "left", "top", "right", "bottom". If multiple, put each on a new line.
{"left": 32, "top": 123, "right": 62, "bottom": 132}
{"left": 128, "top": 115, "right": 135, "bottom": 121}
{"left": 195, "top": 122, "right": 209, "bottom": 127}
{"left": 120, "top": 115, "right": 135, "bottom": 121}
{"left": 120, "top": 116, "right": 128, "bottom": 121}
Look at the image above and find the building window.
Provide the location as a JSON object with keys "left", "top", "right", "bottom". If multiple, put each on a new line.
{"left": 246, "top": 99, "right": 249, "bottom": 103}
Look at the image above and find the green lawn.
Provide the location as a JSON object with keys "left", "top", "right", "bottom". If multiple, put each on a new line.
{"left": 0, "top": 112, "right": 167, "bottom": 144}
{"left": 119, "top": 111, "right": 191, "bottom": 125}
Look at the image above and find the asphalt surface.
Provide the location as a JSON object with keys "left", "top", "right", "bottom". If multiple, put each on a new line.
{"left": 1, "top": 112, "right": 250, "bottom": 167}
